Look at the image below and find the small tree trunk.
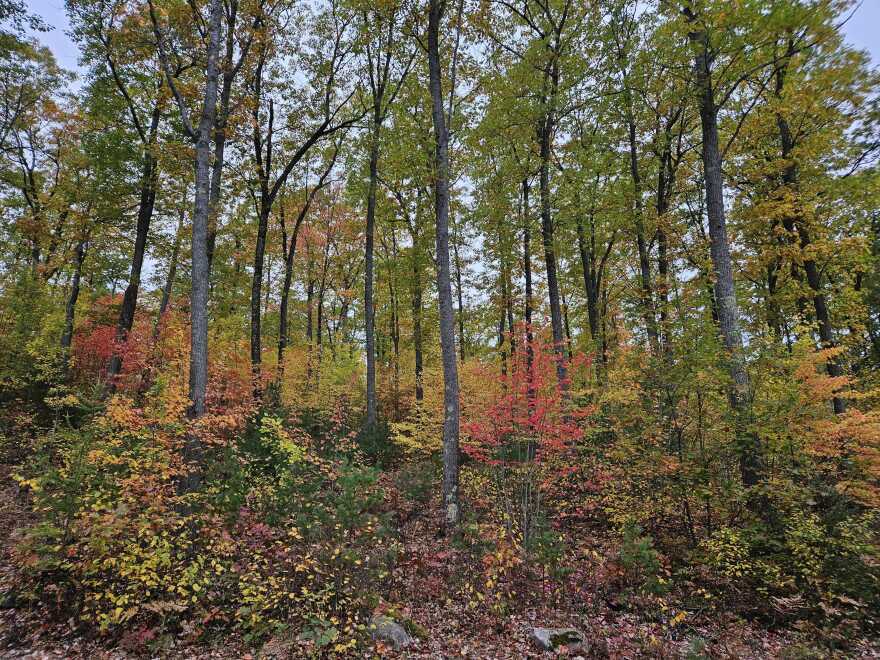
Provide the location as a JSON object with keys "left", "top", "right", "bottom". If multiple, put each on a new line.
{"left": 626, "top": 112, "right": 659, "bottom": 351}
{"left": 278, "top": 227, "right": 301, "bottom": 375}
{"left": 412, "top": 259, "right": 424, "bottom": 402}
{"left": 454, "top": 232, "right": 465, "bottom": 362}
{"left": 156, "top": 208, "right": 184, "bottom": 337}
{"left": 576, "top": 216, "right": 600, "bottom": 345}
{"left": 61, "top": 240, "right": 87, "bottom": 374}
{"left": 250, "top": 204, "right": 271, "bottom": 397}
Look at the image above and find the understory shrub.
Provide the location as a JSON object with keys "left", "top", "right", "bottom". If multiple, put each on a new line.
{"left": 11, "top": 392, "right": 398, "bottom": 652}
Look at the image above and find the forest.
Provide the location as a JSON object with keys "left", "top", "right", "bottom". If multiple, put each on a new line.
{"left": 0, "top": 0, "right": 879, "bottom": 656}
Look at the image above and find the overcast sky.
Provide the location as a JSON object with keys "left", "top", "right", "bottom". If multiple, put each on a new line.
{"left": 24, "top": 0, "right": 880, "bottom": 82}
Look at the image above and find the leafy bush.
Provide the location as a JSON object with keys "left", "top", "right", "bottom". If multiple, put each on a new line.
{"left": 618, "top": 523, "right": 668, "bottom": 597}
{"left": 11, "top": 388, "right": 398, "bottom": 650}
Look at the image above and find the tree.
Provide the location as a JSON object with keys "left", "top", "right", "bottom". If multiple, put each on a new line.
{"left": 247, "top": 0, "right": 358, "bottom": 395}
{"left": 149, "top": 0, "right": 224, "bottom": 496}
{"left": 427, "top": 0, "right": 460, "bottom": 529}
{"left": 357, "top": 0, "right": 415, "bottom": 430}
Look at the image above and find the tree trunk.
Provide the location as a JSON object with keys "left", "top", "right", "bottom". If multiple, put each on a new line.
{"left": 388, "top": 253, "right": 401, "bottom": 419}
{"left": 316, "top": 230, "right": 331, "bottom": 378}
{"left": 108, "top": 99, "right": 161, "bottom": 379}
{"left": 505, "top": 261, "right": 515, "bottom": 357}
{"left": 576, "top": 216, "right": 600, "bottom": 344}
{"left": 429, "top": 0, "right": 461, "bottom": 529}
{"left": 522, "top": 178, "right": 537, "bottom": 432}
{"left": 799, "top": 225, "right": 846, "bottom": 413}
{"left": 537, "top": 108, "right": 567, "bottom": 390}
{"left": 656, "top": 138, "right": 673, "bottom": 353}
{"left": 61, "top": 239, "right": 87, "bottom": 373}
{"left": 278, "top": 225, "right": 301, "bottom": 373}
{"left": 306, "top": 263, "right": 315, "bottom": 379}
{"left": 774, "top": 56, "right": 846, "bottom": 413}
{"left": 562, "top": 289, "right": 573, "bottom": 363}
{"left": 364, "top": 118, "right": 380, "bottom": 430}
{"left": 156, "top": 207, "right": 184, "bottom": 337}
{"left": 454, "top": 231, "right": 465, "bottom": 362}
{"left": 689, "top": 21, "right": 759, "bottom": 487}
{"left": 206, "top": 0, "right": 246, "bottom": 274}
{"left": 160, "top": 0, "right": 223, "bottom": 495}
{"left": 187, "top": 0, "right": 223, "bottom": 423}
{"left": 250, "top": 204, "right": 270, "bottom": 395}
{"left": 626, "top": 112, "right": 659, "bottom": 351}
{"left": 411, "top": 256, "right": 424, "bottom": 402}
{"left": 499, "top": 254, "right": 512, "bottom": 375}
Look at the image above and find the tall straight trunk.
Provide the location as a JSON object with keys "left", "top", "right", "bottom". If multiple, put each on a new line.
{"left": 798, "top": 222, "right": 846, "bottom": 412}
{"left": 144, "top": 0, "right": 227, "bottom": 494}
{"left": 278, "top": 226, "right": 301, "bottom": 371}
{"left": 601, "top": 284, "right": 610, "bottom": 368}
{"left": 316, "top": 230, "right": 331, "bottom": 369}
{"left": 306, "top": 274, "right": 315, "bottom": 343}
{"left": 499, "top": 254, "right": 512, "bottom": 375}
{"left": 497, "top": 258, "right": 508, "bottom": 376}
{"left": 316, "top": 288, "right": 325, "bottom": 378}
{"left": 656, "top": 162, "right": 671, "bottom": 352}
{"left": 657, "top": 226, "right": 671, "bottom": 337}
{"left": 428, "top": 0, "right": 461, "bottom": 529}
{"left": 248, "top": 64, "right": 275, "bottom": 395}
{"left": 187, "top": 0, "right": 223, "bottom": 426}
{"left": 263, "top": 255, "right": 273, "bottom": 323}
{"left": 108, "top": 99, "right": 162, "bottom": 378}
{"left": 505, "top": 263, "right": 515, "bottom": 357}
{"left": 387, "top": 250, "right": 401, "bottom": 418}
{"left": 206, "top": 122, "right": 225, "bottom": 273}
{"left": 250, "top": 203, "right": 270, "bottom": 393}
{"left": 498, "top": 311, "right": 507, "bottom": 376}
{"left": 522, "top": 179, "right": 535, "bottom": 365}
{"left": 577, "top": 216, "right": 600, "bottom": 344}
{"left": 411, "top": 255, "right": 424, "bottom": 401}
{"left": 774, "top": 57, "right": 845, "bottom": 413}
{"left": 364, "top": 119, "right": 380, "bottom": 429}
{"left": 562, "top": 289, "right": 573, "bottom": 363}
{"left": 454, "top": 234, "right": 465, "bottom": 362}
{"left": 206, "top": 0, "right": 259, "bottom": 275}
{"left": 626, "top": 112, "right": 659, "bottom": 351}
{"left": 150, "top": 0, "right": 225, "bottom": 494}
{"left": 61, "top": 239, "right": 87, "bottom": 373}
{"left": 206, "top": 15, "right": 237, "bottom": 273}
{"left": 655, "top": 118, "right": 680, "bottom": 354}
{"left": 537, "top": 107, "right": 567, "bottom": 390}
{"left": 522, "top": 178, "right": 538, "bottom": 424}
{"left": 689, "top": 19, "right": 759, "bottom": 487}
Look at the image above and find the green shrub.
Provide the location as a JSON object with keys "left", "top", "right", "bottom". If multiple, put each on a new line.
{"left": 619, "top": 523, "right": 667, "bottom": 596}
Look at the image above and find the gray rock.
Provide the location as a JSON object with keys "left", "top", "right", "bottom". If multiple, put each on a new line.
{"left": 529, "top": 627, "right": 588, "bottom": 652}
{"left": 370, "top": 614, "right": 414, "bottom": 651}
{"left": 261, "top": 631, "right": 296, "bottom": 658}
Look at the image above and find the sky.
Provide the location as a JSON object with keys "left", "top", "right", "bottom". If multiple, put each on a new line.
{"left": 24, "top": 0, "right": 880, "bottom": 82}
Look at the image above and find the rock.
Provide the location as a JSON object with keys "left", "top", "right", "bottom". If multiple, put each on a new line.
{"left": 260, "top": 631, "right": 296, "bottom": 658}
{"left": 529, "top": 627, "right": 588, "bottom": 652}
{"left": 370, "top": 614, "right": 414, "bottom": 651}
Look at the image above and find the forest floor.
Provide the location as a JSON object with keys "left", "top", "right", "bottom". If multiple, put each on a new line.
{"left": 0, "top": 462, "right": 878, "bottom": 659}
